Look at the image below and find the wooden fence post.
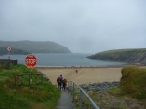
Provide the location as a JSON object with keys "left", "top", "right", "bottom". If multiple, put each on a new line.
{"left": 36, "top": 73, "right": 40, "bottom": 91}
{"left": 18, "top": 74, "right": 21, "bottom": 89}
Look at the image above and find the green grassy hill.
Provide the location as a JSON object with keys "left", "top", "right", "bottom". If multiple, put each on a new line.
{"left": 0, "top": 64, "right": 60, "bottom": 109}
{"left": 87, "top": 48, "right": 146, "bottom": 64}
{"left": 0, "top": 40, "right": 71, "bottom": 53}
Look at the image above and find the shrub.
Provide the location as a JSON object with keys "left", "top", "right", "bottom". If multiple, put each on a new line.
{"left": 120, "top": 66, "right": 146, "bottom": 99}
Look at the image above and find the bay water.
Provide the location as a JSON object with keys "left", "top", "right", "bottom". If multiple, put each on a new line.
{"left": 0, "top": 53, "right": 126, "bottom": 67}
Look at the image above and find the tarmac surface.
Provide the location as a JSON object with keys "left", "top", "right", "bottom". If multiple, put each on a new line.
{"left": 56, "top": 90, "right": 76, "bottom": 109}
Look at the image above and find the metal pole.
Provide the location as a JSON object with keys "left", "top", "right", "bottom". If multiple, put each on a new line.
{"left": 7, "top": 51, "right": 10, "bottom": 59}
{"left": 79, "top": 90, "right": 83, "bottom": 109}
{"left": 30, "top": 69, "right": 32, "bottom": 87}
{"left": 29, "top": 74, "right": 31, "bottom": 86}
{"left": 70, "top": 81, "right": 72, "bottom": 92}
{"left": 37, "top": 73, "right": 39, "bottom": 91}
{"left": 73, "top": 82, "right": 100, "bottom": 109}
{"left": 72, "top": 82, "right": 74, "bottom": 102}
{"left": 8, "top": 51, "right": 10, "bottom": 68}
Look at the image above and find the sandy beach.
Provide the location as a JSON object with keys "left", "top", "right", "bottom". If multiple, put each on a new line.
{"left": 36, "top": 66, "right": 146, "bottom": 85}
{"left": 35, "top": 67, "right": 124, "bottom": 85}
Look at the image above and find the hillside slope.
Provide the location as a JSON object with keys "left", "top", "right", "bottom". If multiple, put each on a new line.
{"left": 0, "top": 47, "right": 30, "bottom": 55}
{"left": 87, "top": 48, "right": 146, "bottom": 64}
{"left": 0, "top": 64, "right": 60, "bottom": 109}
{"left": 0, "top": 40, "right": 71, "bottom": 53}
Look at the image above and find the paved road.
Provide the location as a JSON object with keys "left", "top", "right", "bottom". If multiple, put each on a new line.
{"left": 56, "top": 90, "right": 76, "bottom": 109}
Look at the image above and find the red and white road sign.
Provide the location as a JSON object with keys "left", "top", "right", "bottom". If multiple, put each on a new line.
{"left": 7, "top": 47, "right": 12, "bottom": 51}
{"left": 25, "top": 54, "right": 37, "bottom": 68}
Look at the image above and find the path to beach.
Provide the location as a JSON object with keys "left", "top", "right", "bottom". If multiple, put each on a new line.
{"left": 36, "top": 66, "right": 146, "bottom": 109}
{"left": 36, "top": 67, "right": 124, "bottom": 85}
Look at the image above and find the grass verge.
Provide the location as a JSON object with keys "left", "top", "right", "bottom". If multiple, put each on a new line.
{"left": 0, "top": 64, "right": 60, "bottom": 109}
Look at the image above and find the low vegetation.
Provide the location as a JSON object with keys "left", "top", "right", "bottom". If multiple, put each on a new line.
{"left": 119, "top": 66, "right": 146, "bottom": 99}
{"left": 73, "top": 66, "right": 146, "bottom": 109}
{"left": 0, "top": 64, "right": 60, "bottom": 109}
{"left": 87, "top": 48, "right": 146, "bottom": 64}
{"left": 107, "top": 66, "right": 146, "bottom": 108}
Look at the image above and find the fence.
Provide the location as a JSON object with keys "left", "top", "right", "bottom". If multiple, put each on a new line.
{"left": 15, "top": 73, "right": 43, "bottom": 91}
{"left": 68, "top": 81, "right": 100, "bottom": 109}
{"left": 0, "top": 59, "right": 17, "bottom": 65}
{"left": 0, "top": 59, "right": 17, "bottom": 68}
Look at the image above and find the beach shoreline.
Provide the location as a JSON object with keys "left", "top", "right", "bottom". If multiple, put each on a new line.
{"left": 35, "top": 64, "right": 146, "bottom": 69}
{"left": 35, "top": 65, "right": 146, "bottom": 85}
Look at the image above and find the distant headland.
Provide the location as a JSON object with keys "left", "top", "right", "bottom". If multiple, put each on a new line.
{"left": 87, "top": 48, "right": 146, "bottom": 65}
{"left": 0, "top": 40, "right": 71, "bottom": 54}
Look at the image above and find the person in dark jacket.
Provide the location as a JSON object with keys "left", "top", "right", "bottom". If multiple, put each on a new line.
{"left": 57, "top": 75, "right": 62, "bottom": 90}
{"left": 62, "top": 78, "right": 67, "bottom": 91}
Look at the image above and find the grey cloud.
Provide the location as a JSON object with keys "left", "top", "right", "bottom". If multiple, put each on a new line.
{"left": 0, "top": 0, "right": 146, "bottom": 53}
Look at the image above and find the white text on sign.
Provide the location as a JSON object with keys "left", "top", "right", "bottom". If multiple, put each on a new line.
{"left": 25, "top": 59, "right": 36, "bottom": 64}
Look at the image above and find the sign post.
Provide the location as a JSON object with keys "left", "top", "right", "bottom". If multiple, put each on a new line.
{"left": 6, "top": 47, "right": 12, "bottom": 68}
{"left": 7, "top": 47, "right": 11, "bottom": 59}
{"left": 25, "top": 54, "right": 37, "bottom": 87}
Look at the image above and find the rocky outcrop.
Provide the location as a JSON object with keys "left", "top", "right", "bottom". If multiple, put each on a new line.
{"left": 79, "top": 81, "right": 119, "bottom": 92}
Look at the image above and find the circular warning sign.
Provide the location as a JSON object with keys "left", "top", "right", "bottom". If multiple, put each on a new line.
{"left": 7, "top": 47, "right": 12, "bottom": 51}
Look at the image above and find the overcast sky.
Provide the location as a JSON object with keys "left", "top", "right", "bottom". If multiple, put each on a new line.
{"left": 0, "top": 0, "right": 146, "bottom": 53}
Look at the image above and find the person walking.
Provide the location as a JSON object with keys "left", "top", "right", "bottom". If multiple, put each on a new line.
{"left": 57, "top": 75, "right": 62, "bottom": 90}
{"left": 62, "top": 77, "right": 67, "bottom": 91}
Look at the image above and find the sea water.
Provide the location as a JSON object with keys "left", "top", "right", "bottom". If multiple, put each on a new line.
{"left": 0, "top": 53, "right": 126, "bottom": 67}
